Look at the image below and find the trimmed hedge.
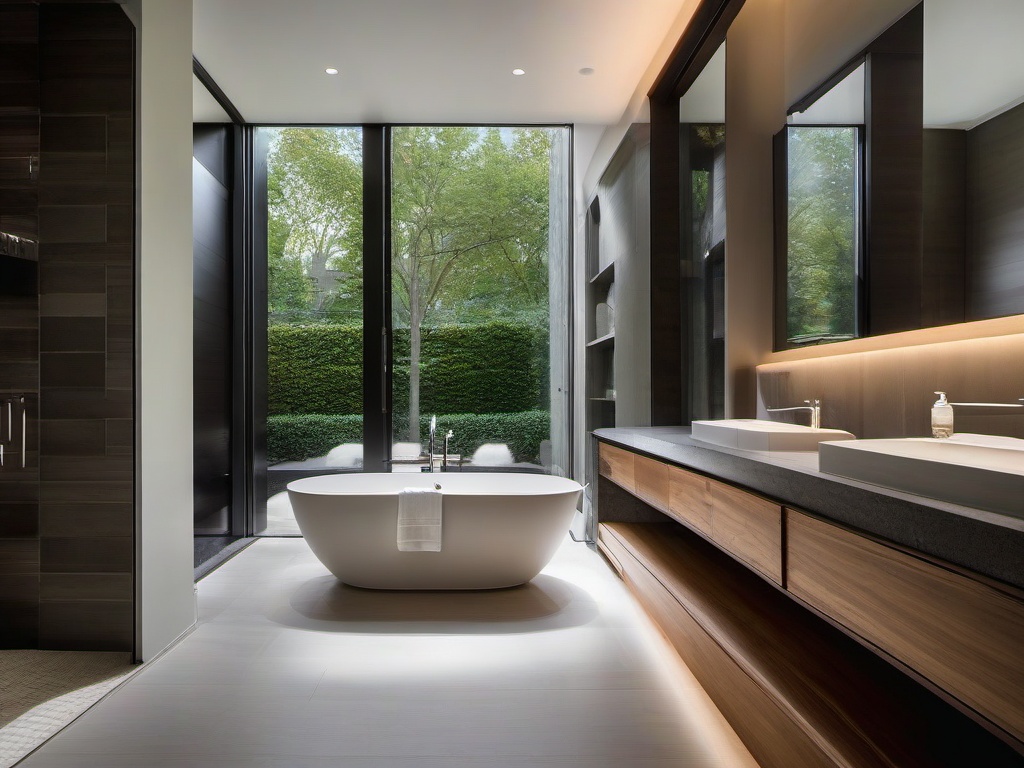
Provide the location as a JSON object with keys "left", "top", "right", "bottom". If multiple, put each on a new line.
{"left": 266, "top": 413, "right": 363, "bottom": 463}
{"left": 267, "top": 411, "right": 549, "bottom": 464}
{"left": 268, "top": 321, "right": 547, "bottom": 416}
{"left": 268, "top": 325, "right": 362, "bottom": 415}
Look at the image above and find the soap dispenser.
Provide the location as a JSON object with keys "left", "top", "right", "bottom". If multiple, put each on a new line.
{"left": 931, "top": 391, "right": 954, "bottom": 439}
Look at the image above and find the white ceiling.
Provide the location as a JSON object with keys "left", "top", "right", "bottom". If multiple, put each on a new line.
{"left": 193, "top": 74, "right": 231, "bottom": 122}
{"left": 192, "top": 0, "right": 690, "bottom": 125}
{"left": 924, "top": 0, "right": 1024, "bottom": 128}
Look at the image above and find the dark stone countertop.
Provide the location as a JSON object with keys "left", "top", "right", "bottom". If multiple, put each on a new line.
{"left": 594, "top": 427, "right": 1024, "bottom": 591}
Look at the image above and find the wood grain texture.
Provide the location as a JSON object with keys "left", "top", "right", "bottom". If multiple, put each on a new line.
{"left": 710, "top": 479, "right": 782, "bottom": 585}
{"left": 598, "top": 524, "right": 833, "bottom": 768}
{"left": 786, "top": 509, "right": 1024, "bottom": 744}
{"left": 598, "top": 442, "right": 635, "bottom": 493}
{"left": 668, "top": 463, "right": 713, "bottom": 536}
{"left": 633, "top": 453, "right": 669, "bottom": 512}
{"left": 600, "top": 521, "right": 1024, "bottom": 767}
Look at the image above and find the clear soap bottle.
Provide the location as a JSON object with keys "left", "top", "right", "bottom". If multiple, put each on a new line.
{"left": 931, "top": 391, "right": 954, "bottom": 439}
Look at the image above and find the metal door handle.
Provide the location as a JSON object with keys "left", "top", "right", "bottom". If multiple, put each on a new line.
{"left": 20, "top": 397, "right": 26, "bottom": 469}
{"left": 381, "top": 327, "right": 388, "bottom": 414}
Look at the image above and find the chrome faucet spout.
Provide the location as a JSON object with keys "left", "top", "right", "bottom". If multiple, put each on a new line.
{"left": 766, "top": 399, "right": 821, "bottom": 429}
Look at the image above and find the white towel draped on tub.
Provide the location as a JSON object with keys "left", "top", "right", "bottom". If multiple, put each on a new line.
{"left": 397, "top": 487, "right": 443, "bottom": 551}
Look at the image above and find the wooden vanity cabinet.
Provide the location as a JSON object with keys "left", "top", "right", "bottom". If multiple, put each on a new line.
{"left": 595, "top": 438, "right": 1024, "bottom": 759}
{"left": 599, "top": 442, "right": 781, "bottom": 584}
{"left": 633, "top": 454, "right": 670, "bottom": 510}
{"left": 787, "top": 509, "right": 1024, "bottom": 744}
{"left": 597, "top": 442, "right": 634, "bottom": 491}
{"left": 667, "top": 464, "right": 712, "bottom": 535}
{"left": 708, "top": 479, "right": 782, "bottom": 585}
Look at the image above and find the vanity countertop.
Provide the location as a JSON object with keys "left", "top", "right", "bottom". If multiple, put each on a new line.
{"left": 594, "top": 426, "right": 1024, "bottom": 591}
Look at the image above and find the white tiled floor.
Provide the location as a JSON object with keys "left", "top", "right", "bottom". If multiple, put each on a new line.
{"left": 20, "top": 537, "right": 757, "bottom": 767}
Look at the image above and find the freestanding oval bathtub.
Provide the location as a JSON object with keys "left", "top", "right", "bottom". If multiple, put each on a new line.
{"left": 287, "top": 473, "right": 583, "bottom": 590}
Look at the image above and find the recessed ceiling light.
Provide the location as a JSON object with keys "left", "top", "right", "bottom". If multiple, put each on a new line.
{"left": 325, "top": 67, "right": 339, "bottom": 75}
{"left": 512, "top": 68, "right": 526, "bottom": 76}
{"left": 578, "top": 67, "right": 595, "bottom": 76}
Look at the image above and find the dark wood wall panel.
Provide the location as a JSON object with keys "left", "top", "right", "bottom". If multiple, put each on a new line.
{"left": 193, "top": 125, "right": 233, "bottom": 535}
{"left": 0, "top": 2, "right": 134, "bottom": 651}
{"left": 0, "top": 2, "right": 41, "bottom": 649}
{"left": 922, "top": 129, "right": 967, "bottom": 327}
{"left": 864, "top": 4, "right": 924, "bottom": 336}
{"left": 967, "top": 101, "right": 1024, "bottom": 320}
{"left": 757, "top": 331, "right": 1024, "bottom": 440}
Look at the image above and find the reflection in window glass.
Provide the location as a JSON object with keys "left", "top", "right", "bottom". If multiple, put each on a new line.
{"left": 679, "top": 41, "right": 726, "bottom": 420}
{"left": 786, "top": 126, "right": 860, "bottom": 344}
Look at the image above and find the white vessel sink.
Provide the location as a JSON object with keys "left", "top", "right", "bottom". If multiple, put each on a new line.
{"left": 691, "top": 419, "right": 855, "bottom": 452}
{"left": 818, "top": 434, "right": 1024, "bottom": 519}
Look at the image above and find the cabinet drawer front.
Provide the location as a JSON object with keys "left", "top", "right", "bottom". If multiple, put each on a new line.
{"left": 668, "top": 464, "right": 712, "bottom": 536}
{"left": 634, "top": 454, "right": 670, "bottom": 512}
{"left": 598, "top": 442, "right": 635, "bottom": 491}
{"left": 710, "top": 481, "right": 782, "bottom": 585}
{"left": 787, "top": 510, "right": 1024, "bottom": 743}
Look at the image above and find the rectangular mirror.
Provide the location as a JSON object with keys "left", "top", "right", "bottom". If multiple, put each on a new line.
{"left": 775, "top": 0, "right": 1024, "bottom": 349}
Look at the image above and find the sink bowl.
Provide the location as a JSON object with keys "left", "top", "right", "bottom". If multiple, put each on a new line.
{"left": 818, "top": 434, "right": 1024, "bottom": 519}
{"left": 691, "top": 419, "right": 855, "bottom": 452}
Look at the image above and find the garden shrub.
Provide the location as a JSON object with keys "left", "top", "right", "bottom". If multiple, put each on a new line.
{"left": 266, "top": 413, "right": 363, "bottom": 463}
{"left": 267, "top": 410, "right": 550, "bottom": 464}
{"left": 268, "top": 321, "right": 548, "bottom": 416}
{"left": 267, "top": 324, "right": 363, "bottom": 415}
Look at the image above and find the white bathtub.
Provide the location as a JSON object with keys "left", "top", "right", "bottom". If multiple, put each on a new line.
{"left": 287, "top": 473, "right": 583, "bottom": 590}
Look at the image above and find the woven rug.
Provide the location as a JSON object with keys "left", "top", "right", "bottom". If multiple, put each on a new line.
{"left": 0, "top": 650, "right": 136, "bottom": 767}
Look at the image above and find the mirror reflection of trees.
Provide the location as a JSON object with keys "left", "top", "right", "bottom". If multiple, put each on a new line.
{"left": 786, "top": 126, "right": 859, "bottom": 344}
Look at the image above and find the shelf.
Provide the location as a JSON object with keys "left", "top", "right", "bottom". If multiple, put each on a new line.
{"left": 589, "top": 261, "right": 615, "bottom": 286}
{"left": 590, "top": 397, "right": 616, "bottom": 402}
{"left": 586, "top": 332, "right": 615, "bottom": 350}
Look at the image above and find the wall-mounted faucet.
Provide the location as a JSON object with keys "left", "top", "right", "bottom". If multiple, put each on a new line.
{"left": 766, "top": 399, "right": 822, "bottom": 429}
{"left": 950, "top": 399, "right": 1024, "bottom": 410}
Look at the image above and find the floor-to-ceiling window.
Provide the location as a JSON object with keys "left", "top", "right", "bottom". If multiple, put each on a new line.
{"left": 390, "top": 126, "right": 569, "bottom": 475}
{"left": 254, "top": 125, "right": 571, "bottom": 535}
{"left": 257, "top": 126, "right": 364, "bottom": 534}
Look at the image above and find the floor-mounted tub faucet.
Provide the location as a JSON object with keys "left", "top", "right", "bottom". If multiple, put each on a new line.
{"left": 766, "top": 399, "right": 822, "bottom": 429}
{"left": 442, "top": 430, "right": 454, "bottom": 471}
{"left": 427, "top": 415, "right": 437, "bottom": 473}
